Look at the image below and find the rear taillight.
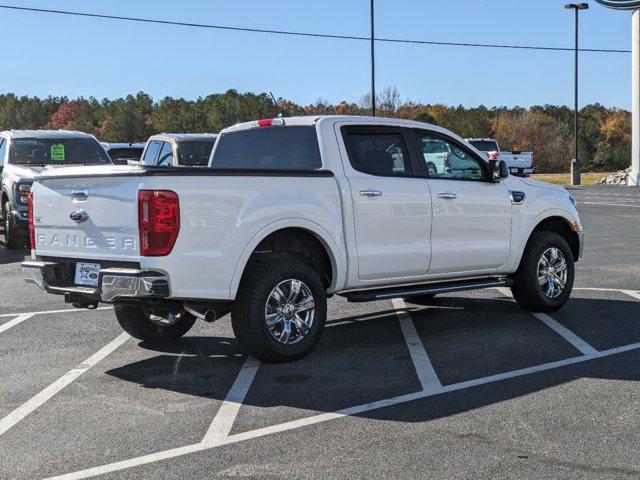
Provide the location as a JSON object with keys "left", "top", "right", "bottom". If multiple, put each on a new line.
{"left": 531, "top": 153, "right": 536, "bottom": 169}
{"left": 444, "top": 154, "right": 451, "bottom": 168}
{"left": 138, "top": 190, "right": 180, "bottom": 256}
{"left": 486, "top": 152, "right": 499, "bottom": 160}
{"left": 28, "top": 192, "right": 35, "bottom": 250}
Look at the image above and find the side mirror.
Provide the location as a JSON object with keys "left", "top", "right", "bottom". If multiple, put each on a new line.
{"left": 489, "top": 159, "right": 509, "bottom": 181}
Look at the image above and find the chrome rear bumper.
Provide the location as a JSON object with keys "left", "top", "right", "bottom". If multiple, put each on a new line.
{"left": 22, "top": 261, "right": 170, "bottom": 303}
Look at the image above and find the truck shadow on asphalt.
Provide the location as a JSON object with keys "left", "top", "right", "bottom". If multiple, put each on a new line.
{"left": 105, "top": 295, "right": 640, "bottom": 424}
{"left": 0, "top": 246, "right": 28, "bottom": 265}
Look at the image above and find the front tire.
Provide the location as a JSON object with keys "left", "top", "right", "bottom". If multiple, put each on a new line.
{"left": 511, "top": 231, "right": 574, "bottom": 312}
{"left": 3, "top": 203, "right": 23, "bottom": 250}
{"left": 114, "top": 305, "right": 196, "bottom": 342}
{"left": 232, "top": 253, "right": 327, "bottom": 363}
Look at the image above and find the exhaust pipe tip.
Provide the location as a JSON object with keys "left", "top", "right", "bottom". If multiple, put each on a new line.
{"left": 204, "top": 310, "right": 217, "bottom": 323}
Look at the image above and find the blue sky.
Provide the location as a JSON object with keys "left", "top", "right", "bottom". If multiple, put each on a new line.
{"left": 0, "top": 0, "right": 633, "bottom": 108}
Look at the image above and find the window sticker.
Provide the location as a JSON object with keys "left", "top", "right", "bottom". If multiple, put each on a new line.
{"left": 51, "top": 143, "right": 65, "bottom": 161}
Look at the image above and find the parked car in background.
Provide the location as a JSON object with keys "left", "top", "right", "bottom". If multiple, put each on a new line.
{"left": 0, "top": 130, "right": 112, "bottom": 248}
{"left": 466, "top": 138, "right": 535, "bottom": 177}
{"left": 23, "top": 116, "right": 582, "bottom": 363}
{"left": 101, "top": 142, "right": 145, "bottom": 165}
{"left": 141, "top": 134, "right": 217, "bottom": 167}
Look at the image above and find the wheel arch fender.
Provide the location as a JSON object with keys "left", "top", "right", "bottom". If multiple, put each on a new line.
{"left": 229, "top": 218, "right": 347, "bottom": 300}
{"left": 513, "top": 210, "right": 580, "bottom": 269}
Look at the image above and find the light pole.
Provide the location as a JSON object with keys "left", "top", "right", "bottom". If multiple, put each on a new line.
{"left": 565, "top": 3, "right": 589, "bottom": 186}
{"left": 370, "top": 0, "right": 376, "bottom": 117}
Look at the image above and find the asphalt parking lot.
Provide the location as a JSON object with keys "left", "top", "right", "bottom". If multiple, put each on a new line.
{"left": 1, "top": 185, "right": 639, "bottom": 480}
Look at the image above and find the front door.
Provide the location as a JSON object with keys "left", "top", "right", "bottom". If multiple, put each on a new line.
{"left": 340, "top": 125, "right": 432, "bottom": 280}
{"left": 412, "top": 129, "right": 512, "bottom": 275}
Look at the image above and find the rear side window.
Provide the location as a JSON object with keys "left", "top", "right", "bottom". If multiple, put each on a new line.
{"left": 212, "top": 126, "right": 322, "bottom": 170}
{"left": 142, "top": 140, "right": 162, "bottom": 164}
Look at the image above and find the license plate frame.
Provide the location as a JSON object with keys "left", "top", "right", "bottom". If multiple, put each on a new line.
{"left": 74, "top": 262, "right": 101, "bottom": 287}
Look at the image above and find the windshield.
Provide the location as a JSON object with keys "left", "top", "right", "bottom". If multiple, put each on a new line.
{"left": 107, "top": 148, "right": 143, "bottom": 161}
{"left": 10, "top": 138, "right": 112, "bottom": 166}
{"left": 212, "top": 127, "right": 321, "bottom": 170}
{"left": 468, "top": 140, "right": 499, "bottom": 152}
{"left": 177, "top": 140, "right": 216, "bottom": 167}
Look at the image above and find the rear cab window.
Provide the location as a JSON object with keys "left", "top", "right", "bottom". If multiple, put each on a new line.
{"left": 9, "top": 137, "right": 111, "bottom": 166}
{"left": 142, "top": 140, "right": 162, "bottom": 165}
{"left": 212, "top": 126, "right": 322, "bottom": 170}
{"left": 468, "top": 140, "right": 499, "bottom": 152}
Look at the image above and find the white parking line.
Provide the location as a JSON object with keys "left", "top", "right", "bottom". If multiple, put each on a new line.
{"left": 393, "top": 298, "right": 442, "bottom": 393}
{"left": 0, "top": 332, "right": 129, "bottom": 437}
{"left": 577, "top": 201, "right": 640, "bottom": 208}
{"left": 531, "top": 312, "right": 598, "bottom": 355}
{"left": 0, "top": 313, "right": 36, "bottom": 334}
{"left": 497, "top": 287, "right": 598, "bottom": 355}
{"left": 622, "top": 290, "right": 640, "bottom": 302}
{"left": 0, "top": 306, "right": 111, "bottom": 318}
{"left": 47, "top": 339, "right": 640, "bottom": 480}
{"left": 201, "top": 356, "right": 260, "bottom": 445}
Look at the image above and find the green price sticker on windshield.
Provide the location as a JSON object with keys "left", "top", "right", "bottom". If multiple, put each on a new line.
{"left": 50, "top": 143, "right": 65, "bottom": 161}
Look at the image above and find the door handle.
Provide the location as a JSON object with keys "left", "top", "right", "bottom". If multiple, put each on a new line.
{"left": 437, "top": 192, "right": 457, "bottom": 200}
{"left": 359, "top": 189, "right": 383, "bottom": 197}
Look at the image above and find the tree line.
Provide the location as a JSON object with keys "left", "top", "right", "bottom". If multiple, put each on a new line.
{"left": 0, "top": 88, "right": 631, "bottom": 173}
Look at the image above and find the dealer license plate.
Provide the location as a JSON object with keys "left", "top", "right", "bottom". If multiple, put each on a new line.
{"left": 74, "top": 262, "right": 101, "bottom": 287}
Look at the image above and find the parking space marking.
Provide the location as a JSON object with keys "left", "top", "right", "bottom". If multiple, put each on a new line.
{"left": 497, "top": 287, "right": 598, "bottom": 354}
{"left": 0, "top": 306, "right": 111, "bottom": 318}
{"left": 576, "top": 201, "right": 640, "bottom": 208}
{"left": 201, "top": 356, "right": 260, "bottom": 445}
{"left": 393, "top": 298, "right": 442, "bottom": 392}
{"left": 0, "top": 313, "right": 36, "bottom": 334}
{"left": 49, "top": 339, "right": 640, "bottom": 480}
{"left": 531, "top": 312, "right": 598, "bottom": 355}
{"left": 0, "top": 332, "right": 129, "bottom": 437}
{"left": 622, "top": 290, "right": 640, "bottom": 302}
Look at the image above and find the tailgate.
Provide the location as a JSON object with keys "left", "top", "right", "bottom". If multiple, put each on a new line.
{"left": 501, "top": 152, "right": 533, "bottom": 169}
{"left": 32, "top": 175, "right": 142, "bottom": 261}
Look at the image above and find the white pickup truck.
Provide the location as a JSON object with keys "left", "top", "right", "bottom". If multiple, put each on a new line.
{"left": 466, "top": 138, "right": 535, "bottom": 177}
{"left": 22, "top": 116, "right": 583, "bottom": 362}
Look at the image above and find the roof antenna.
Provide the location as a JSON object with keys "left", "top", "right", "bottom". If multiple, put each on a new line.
{"left": 269, "top": 92, "right": 283, "bottom": 118}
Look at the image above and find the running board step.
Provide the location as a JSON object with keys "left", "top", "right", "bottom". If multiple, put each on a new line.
{"left": 342, "top": 278, "right": 513, "bottom": 303}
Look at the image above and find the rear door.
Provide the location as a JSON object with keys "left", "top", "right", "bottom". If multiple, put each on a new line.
{"left": 411, "top": 129, "right": 512, "bottom": 275}
{"left": 339, "top": 125, "right": 431, "bottom": 280}
{"left": 32, "top": 175, "right": 142, "bottom": 261}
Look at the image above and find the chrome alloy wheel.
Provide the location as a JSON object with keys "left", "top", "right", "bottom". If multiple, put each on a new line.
{"left": 537, "top": 247, "right": 568, "bottom": 299}
{"left": 264, "top": 279, "right": 315, "bottom": 345}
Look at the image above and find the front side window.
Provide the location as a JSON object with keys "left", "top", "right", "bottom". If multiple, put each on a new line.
{"left": 177, "top": 140, "right": 215, "bottom": 166}
{"left": 343, "top": 130, "right": 412, "bottom": 177}
{"left": 157, "top": 142, "right": 174, "bottom": 166}
{"left": 142, "top": 140, "right": 162, "bottom": 164}
{"left": 212, "top": 126, "right": 322, "bottom": 170}
{"left": 415, "top": 130, "right": 486, "bottom": 181}
{"left": 9, "top": 137, "right": 111, "bottom": 166}
{"left": 0, "top": 139, "right": 6, "bottom": 166}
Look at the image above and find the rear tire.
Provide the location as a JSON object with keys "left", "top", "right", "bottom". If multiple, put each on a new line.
{"left": 114, "top": 305, "right": 196, "bottom": 342}
{"left": 511, "top": 231, "right": 574, "bottom": 313}
{"left": 231, "top": 253, "right": 327, "bottom": 363}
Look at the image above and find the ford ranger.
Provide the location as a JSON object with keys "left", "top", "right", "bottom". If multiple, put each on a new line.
{"left": 22, "top": 116, "right": 583, "bottom": 362}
